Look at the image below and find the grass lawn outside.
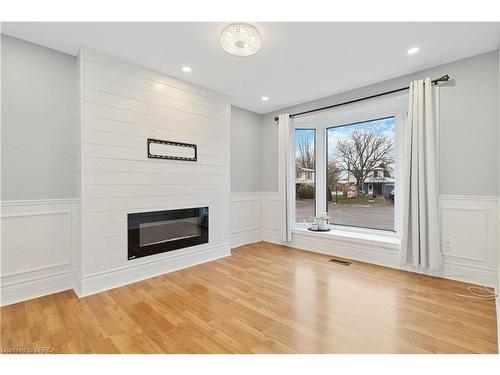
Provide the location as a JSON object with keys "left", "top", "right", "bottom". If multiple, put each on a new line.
{"left": 329, "top": 195, "right": 391, "bottom": 205}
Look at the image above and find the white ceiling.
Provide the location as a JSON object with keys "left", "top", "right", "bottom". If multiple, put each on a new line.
{"left": 2, "top": 22, "right": 500, "bottom": 114}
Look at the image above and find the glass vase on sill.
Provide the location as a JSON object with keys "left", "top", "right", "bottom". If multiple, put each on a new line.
{"left": 316, "top": 212, "right": 330, "bottom": 230}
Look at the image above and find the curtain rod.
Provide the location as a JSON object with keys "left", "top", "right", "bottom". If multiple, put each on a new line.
{"left": 274, "top": 74, "right": 450, "bottom": 122}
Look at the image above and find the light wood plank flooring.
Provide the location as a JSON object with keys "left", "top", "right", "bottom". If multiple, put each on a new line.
{"left": 1, "top": 242, "right": 497, "bottom": 353}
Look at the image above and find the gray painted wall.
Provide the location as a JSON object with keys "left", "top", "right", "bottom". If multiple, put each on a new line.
{"left": 0, "top": 36, "right": 263, "bottom": 198}
{"left": 2, "top": 34, "right": 497, "bottom": 199}
{"left": 1, "top": 34, "right": 78, "bottom": 200}
{"left": 261, "top": 50, "right": 500, "bottom": 196}
{"left": 231, "top": 106, "right": 262, "bottom": 192}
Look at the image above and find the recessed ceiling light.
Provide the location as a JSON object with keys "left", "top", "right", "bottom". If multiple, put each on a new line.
{"left": 407, "top": 47, "right": 420, "bottom": 55}
{"left": 220, "top": 23, "right": 262, "bottom": 57}
{"left": 182, "top": 66, "right": 192, "bottom": 72}
{"left": 261, "top": 96, "right": 269, "bottom": 101}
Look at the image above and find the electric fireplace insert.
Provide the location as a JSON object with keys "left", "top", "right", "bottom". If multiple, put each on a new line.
{"left": 128, "top": 207, "right": 208, "bottom": 260}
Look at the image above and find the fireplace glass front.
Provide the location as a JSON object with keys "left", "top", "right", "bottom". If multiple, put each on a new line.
{"left": 128, "top": 207, "right": 208, "bottom": 260}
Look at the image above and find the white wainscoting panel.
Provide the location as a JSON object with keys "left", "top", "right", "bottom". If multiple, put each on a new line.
{"left": 77, "top": 49, "right": 231, "bottom": 296}
{"left": 261, "top": 192, "right": 280, "bottom": 243}
{"left": 439, "top": 195, "right": 498, "bottom": 286}
{"left": 231, "top": 192, "right": 262, "bottom": 248}
{"left": 1, "top": 199, "right": 79, "bottom": 306}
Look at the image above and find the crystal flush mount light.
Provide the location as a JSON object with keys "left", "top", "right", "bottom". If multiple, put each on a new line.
{"left": 220, "top": 23, "right": 262, "bottom": 57}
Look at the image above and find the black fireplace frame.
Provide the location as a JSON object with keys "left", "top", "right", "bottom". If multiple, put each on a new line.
{"left": 128, "top": 207, "right": 209, "bottom": 260}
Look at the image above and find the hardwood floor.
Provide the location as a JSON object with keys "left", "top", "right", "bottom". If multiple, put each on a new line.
{"left": 1, "top": 242, "right": 497, "bottom": 354}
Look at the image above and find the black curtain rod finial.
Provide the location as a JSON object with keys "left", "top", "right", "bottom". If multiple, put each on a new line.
{"left": 433, "top": 74, "right": 450, "bottom": 84}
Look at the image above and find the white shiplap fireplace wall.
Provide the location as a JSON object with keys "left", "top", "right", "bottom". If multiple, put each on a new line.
{"left": 77, "top": 49, "right": 231, "bottom": 296}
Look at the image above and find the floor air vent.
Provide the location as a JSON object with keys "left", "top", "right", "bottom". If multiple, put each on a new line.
{"left": 328, "top": 258, "right": 351, "bottom": 266}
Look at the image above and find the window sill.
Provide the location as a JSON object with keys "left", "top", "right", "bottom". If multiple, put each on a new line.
{"left": 292, "top": 226, "right": 400, "bottom": 247}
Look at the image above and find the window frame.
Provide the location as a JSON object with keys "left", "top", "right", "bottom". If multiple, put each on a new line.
{"left": 291, "top": 93, "right": 408, "bottom": 236}
{"left": 293, "top": 127, "right": 318, "bottom": 224}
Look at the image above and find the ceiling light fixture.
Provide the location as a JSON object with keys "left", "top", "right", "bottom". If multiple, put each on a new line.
{"left": 220, "top": 23, "right": 262, "bottom": 57}
{"left": 182, "top": 66, "right": 192, "bottom": 72}
{"left": 407, "top": 47, "right": 420, "bottom": 55}
{"left": 261, "top": 96, "right": 269, "bottom": 101}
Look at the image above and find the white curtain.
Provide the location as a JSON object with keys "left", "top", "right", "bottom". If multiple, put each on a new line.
{"left": 401, "top": 78, "right": 442, "bottom": 271}
{"left": 278, "top": 113, "right": 293, "bottom": 242}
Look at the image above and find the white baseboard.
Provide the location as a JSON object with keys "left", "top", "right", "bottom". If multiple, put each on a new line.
{"left": 437, "top": 262, "right": 498, "bottom": 287}
{"left": 248, "top": 192, "right": 499, "bottom": 287}
{"left": 261, "top": 228, "right": 281, "bottom": 244}
{"left": 1, "top": 244, "right": 231, "bottom": 305}
{"left": 231, "top": 230, "right": 262, "bottom": 248}
{"left": 1, "top": 264, "right": 75, "bottom": 306}
{"left": 76, "top": 243, "right": 231, "bottom": 297}
{"left": 260, "top": 226, "right": 498, "bottom": 287}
